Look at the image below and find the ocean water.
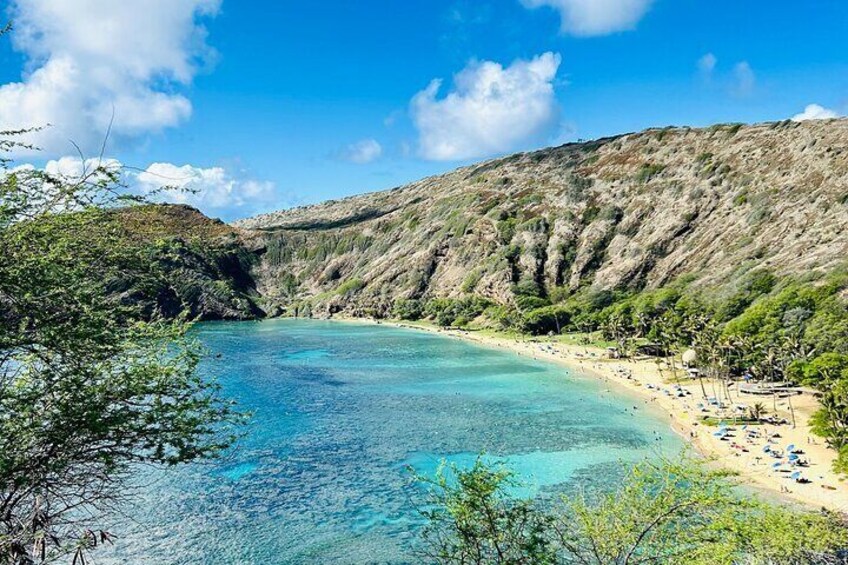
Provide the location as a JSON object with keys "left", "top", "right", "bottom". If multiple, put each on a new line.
{"left": 99, "top": 319, "right": 682, "bottom": 564}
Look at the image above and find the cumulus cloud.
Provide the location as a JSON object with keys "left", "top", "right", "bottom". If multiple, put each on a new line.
{"left": 6, "top": 156, "right": 121, "bottom": 185}
{"left": 37, "top": 156, "right": 122, "bottom": 180}
{"left": 136, "top": 162, "right": 276, "bottom": 217}
{"left": 411, "top": 52, "right": 561, "bottom": 161}
{"left": 2, "top": 156, "right": 122, "bottom": 207}
{"left": 520, "top": 0, "right": 653, "bottom": 36}
{"left": 792, "top": 104, "right": 841, "bottom": 122}
{"left": 0, "top": 0, "right": 220, "bottom": 156}
{"left": 10, "top": 156, "right": 278, "bottom": 219}
{"left": 732, "top": 61, "right": 755, "bottom": 97}
{"left": 338, "top": 139, "right": 383, "bottom": 164}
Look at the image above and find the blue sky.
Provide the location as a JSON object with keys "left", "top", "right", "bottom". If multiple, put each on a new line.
{"left": 1, "top": 0, "right": 847, "bottom": 220}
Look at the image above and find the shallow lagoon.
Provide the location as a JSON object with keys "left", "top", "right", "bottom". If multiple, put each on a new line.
{"left": 101, "top": 319, "right": 682, "bottom": 564}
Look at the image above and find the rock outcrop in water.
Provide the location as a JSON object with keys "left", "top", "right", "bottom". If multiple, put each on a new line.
{"left": 233, "top": 119, "right": 848, "bottom": 318}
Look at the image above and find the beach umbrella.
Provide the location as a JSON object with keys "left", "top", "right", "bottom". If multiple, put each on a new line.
{"left": 788, "top": 454, "right": 799, "bottom": 461}
{"left": 786, "top": 444, "right": 795, "bottom": 452}
{"left": 772, "top": 462, "right": 782, "bottom": 468}
{"left": 762, "top": 446, "right": 771, "bottom": 452}
{"left": 790, "top": 471, "right": 801, "bottom": 480}
{"left": 713, "top": 431, "right": 726, "bottom": 437}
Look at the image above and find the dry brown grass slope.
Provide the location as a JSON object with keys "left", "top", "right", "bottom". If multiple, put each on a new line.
{"left": 235, "top": 119, "right": 848, "bottom": 317}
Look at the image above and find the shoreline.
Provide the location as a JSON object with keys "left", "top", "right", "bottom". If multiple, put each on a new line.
{"left": 340, "top": 317, "right": 848, "bottom": 512}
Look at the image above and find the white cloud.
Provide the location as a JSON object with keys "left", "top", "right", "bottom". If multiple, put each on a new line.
{"left": 339, "top": 138, "right": 383, "bottom": 164}
{"left": 732, "top": 61, "right": 755, "bottom": 97}
{"left": 698, "top": 53, "right": 717, "bottom": 78}
{"left": 12, "top": 156, "right": 278, "bottom": 218}
{"left": 792, "top": 104, "right": 841, "bottom": 122}
{"left": 136, "top": 162, "right": 276, "bottom": 217}
{"left": 39, "top": 156, "right": 122, "bottom": 180}
{"left": 411, "top": 52, "right": 561, "bottom": 161}
{"left": 0, "top": 0, "right": 220, "bottom": 156}
{"left": 1, "top": 157, "right": 122, "bottom": 214}
{"left": 520, "top": 0, "right": 652, "bottom": 36}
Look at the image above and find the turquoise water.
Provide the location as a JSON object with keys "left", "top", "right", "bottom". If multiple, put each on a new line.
{"left": 100, "top": 319, "right": 682, "bottom": 564}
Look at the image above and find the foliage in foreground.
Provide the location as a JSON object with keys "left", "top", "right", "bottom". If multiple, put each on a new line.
{"left": 0, "top": 132, "right": 245, "bottom": 563}
{"left": 415, "top": 456, "right": 848, "bottom": 565}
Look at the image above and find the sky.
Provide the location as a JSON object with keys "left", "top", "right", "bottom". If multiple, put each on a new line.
{"left": 1, "top": 0, "right": 847, "bottom": 221}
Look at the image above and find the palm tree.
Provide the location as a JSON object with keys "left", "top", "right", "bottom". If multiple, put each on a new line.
{"left": 762, "top": 346, "right": 781, "bottom": 412}
{"left": 749, "top": 402, "right": 767, "bottom": 422}
{"left": 717, "top": 339, "right": 738, "bottom": 405}
{"left": 656, "top": 312, "right": 681, "bottom": 382}
{"left": 778, "top": 333, "right": 810, "bottom": 430}
{"left": 635, "top": 311, "right": 651, "bottom": 339}
{"left": 691, "top": 319, "right": 720, "bottom": 400}
{"left": 602, "top": 313, "right": 631, "bottom": 358}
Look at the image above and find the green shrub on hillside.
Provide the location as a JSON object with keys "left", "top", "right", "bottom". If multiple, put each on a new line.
{"left": 392, "top": 298, "right": 424, "bottom": 320}
{"left": 514, "top": 294, "right": 550, "bottom": 311}
{"left": 337, "top": 278, "right": 365, "bottom": 296}
{"left": 718, "top": 269, "right": 777, "bottom": 320}
{"left": 424, "top": 296, "right": 493, "bottom": 328}
{"left": 512, "top": 274, "right": 546, "bottom": 301}
{"left": 461, "top": 269, "right": 484, "bottom": 294}
{"left": 521, "top": 305, "right": 571, "bottom": 335}
{"left": 485, "top": 304, "right": 523, "bottom": 330}
{"left": 635, "top": 162, "right": 666, "bottom": 183}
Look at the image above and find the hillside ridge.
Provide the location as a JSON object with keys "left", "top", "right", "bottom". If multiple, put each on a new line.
{"left": 232, "top": 118, "right": 848, "bottom": 318}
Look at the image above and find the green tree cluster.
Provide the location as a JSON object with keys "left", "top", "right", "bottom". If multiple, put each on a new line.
{"left": 424, "top": 297, "right": 493, "bottom": 328}
{"left": 392, "top": 298, "right": 424, "bottom": 320}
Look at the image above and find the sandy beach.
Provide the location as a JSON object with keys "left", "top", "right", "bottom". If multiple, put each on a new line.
{"left": 367, "top": 319, "right": 848, "bottom": 512}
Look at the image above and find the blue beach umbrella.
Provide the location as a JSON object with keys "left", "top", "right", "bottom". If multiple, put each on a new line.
{"left": 788, "top": 454, "right": 799, "bottom": 461}
{"left": 772, "top": 462, "right": 782, "bottom": 468}
{"left": 790, "top": 471, "right": 801, "bottom": 480}
{"left": 762, "top": 445, "right": 771, "bottom": 452}
{"left": 786, "top": 444, "right": 796, "bottom": 452}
